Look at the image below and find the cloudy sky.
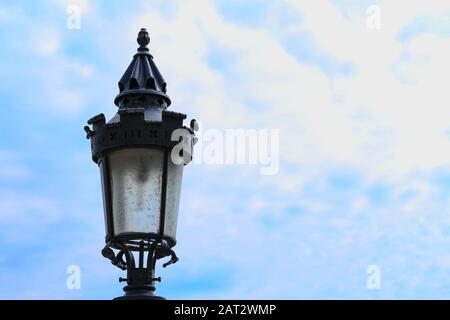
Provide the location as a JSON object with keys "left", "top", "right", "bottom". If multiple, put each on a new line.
{"left": 1, "top": 0, "right": 450, "bottom": 299}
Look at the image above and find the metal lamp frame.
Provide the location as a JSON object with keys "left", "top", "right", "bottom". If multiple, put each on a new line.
{"left": 85, "top": 106, "right": 194, "bottom": 299}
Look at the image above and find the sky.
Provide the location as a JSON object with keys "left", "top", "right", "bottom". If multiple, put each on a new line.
{"left": 1, "top": 0, "right": 450, "bottom": 299}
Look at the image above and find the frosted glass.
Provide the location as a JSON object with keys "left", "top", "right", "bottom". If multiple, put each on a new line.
{"left": 99, "top": 159, "right": 109, "bottom": 235}
{"left": 108, "top": 148, "right": 164, "bottom": 236}
{"left": 164, "top": 158, "right": 184, "bottom": 239}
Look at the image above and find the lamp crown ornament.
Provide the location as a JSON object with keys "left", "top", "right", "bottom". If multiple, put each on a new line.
{"left": 115, "top": 28, "right": 170, "bottom": 109}
{"left": 137, "top": 28, "right": 150, "bottom": 51}
{"left": 85, "top": 28, "right": 197, "bottom": 300}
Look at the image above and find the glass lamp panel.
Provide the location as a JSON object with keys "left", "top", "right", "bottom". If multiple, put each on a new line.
{"left": 164, "top": 157, "right": 184, "bottom": 239}
{"left": 108, "top": 148, "right": 164, "bottom": 236}
{"left": 99, "top": 158, "right": 110, "bottom": 236}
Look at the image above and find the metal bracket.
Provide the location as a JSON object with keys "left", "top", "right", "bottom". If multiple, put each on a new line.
{"left": 101, "top": 243, "right": 127, "bottom": 270}
{"left": 154, "top": 239, "right": 179, "bottom": 268}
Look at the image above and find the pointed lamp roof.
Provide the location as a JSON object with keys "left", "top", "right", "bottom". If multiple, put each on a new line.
{"left": 114, "top": 28, "right": 171, "bottom": 108}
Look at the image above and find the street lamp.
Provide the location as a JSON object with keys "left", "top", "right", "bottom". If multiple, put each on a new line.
{"left": 84, "top": 28, "right": 197, "bottom": 300}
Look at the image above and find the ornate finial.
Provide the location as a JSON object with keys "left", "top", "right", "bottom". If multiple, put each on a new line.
{"left": 137, "top": 28, "right": 150, "bottom": 52}
{"left": 115, "top": 27, "right": 171, "bottom": 107}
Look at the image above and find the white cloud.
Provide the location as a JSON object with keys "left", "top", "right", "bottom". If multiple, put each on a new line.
{"left": 33, "top": 26, "right": 61, "bottom": 56}
{"left": 281, "top": 0, "right": 450, "bottom": 181}
{"left": 54, "top": 89, "right": 85, "bottom": 113}
{"left": 123, "top": 0, "right": 450, "bottom": 188}
{"left": 0, "top": 191, "right": 59, "bottom": 225}
{"left": 120, "top": 0, "right": 450, "bottom": 298}
{"left": 51, "top": 0, "right": 94, "bottom": 15}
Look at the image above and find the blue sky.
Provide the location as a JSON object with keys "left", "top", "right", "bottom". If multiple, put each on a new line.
{"left": 1, "top": 0, "right": 450, "bottom": 299}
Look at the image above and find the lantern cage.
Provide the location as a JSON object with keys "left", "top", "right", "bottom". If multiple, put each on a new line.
{"left": 84, "top": 28, "right": 197, "bottom": 299}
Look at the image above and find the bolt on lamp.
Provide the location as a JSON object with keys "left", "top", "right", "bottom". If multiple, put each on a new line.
{"left": 84, "top": 28, "right": 197, "bottom": 300}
